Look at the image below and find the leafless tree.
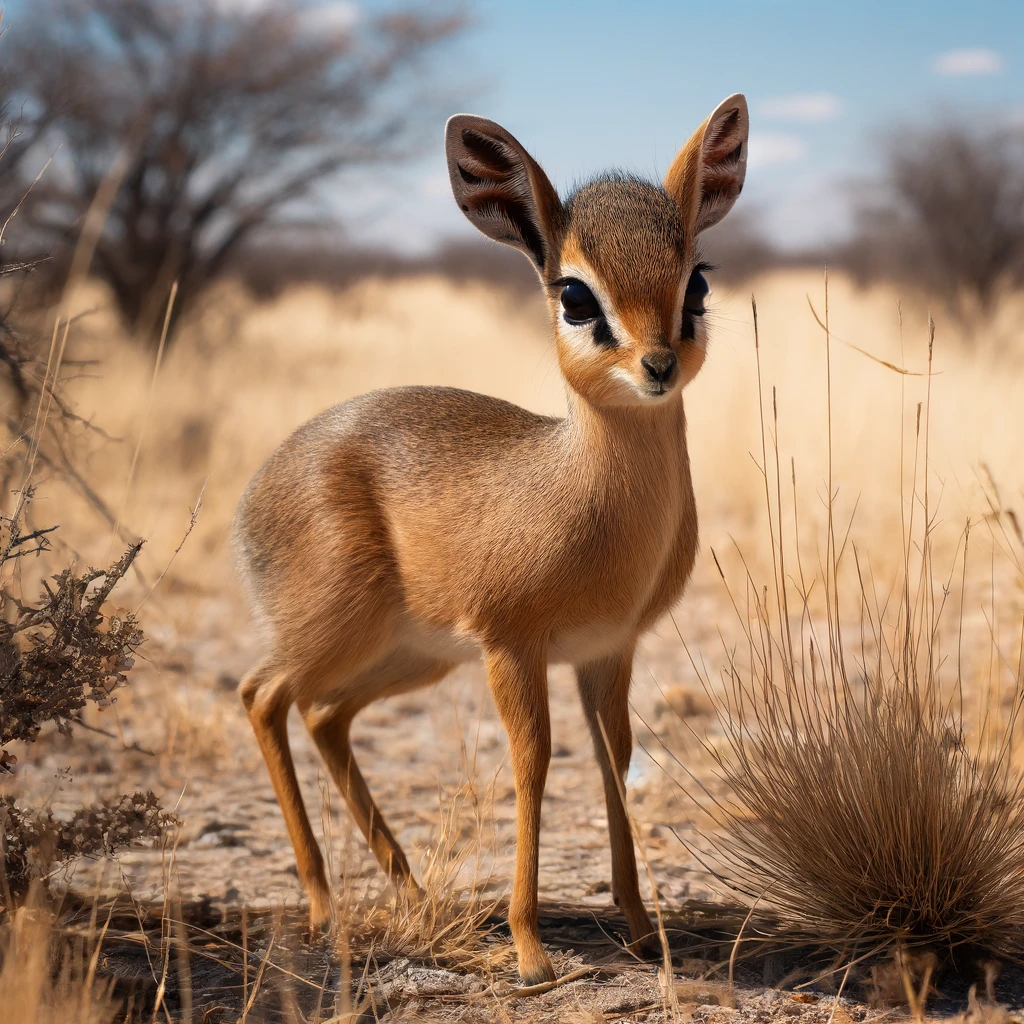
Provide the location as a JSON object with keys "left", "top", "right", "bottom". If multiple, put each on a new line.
{"left": 847, "top": 118, "right": 1024, "bottom": 318}
{"left": 1, "top": 0, "right": 463, "bottom": 343}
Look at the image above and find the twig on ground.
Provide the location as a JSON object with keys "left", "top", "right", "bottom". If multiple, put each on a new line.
{"left": 469, "top": 963, "right": 599, "bottom": 1002}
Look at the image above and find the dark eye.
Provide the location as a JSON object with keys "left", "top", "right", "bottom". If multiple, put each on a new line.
{"left": 560, "top": 280, "right": 602, "bottom": 323}
{"left": 683, "top": 268, "right": 710, "bottom": 315}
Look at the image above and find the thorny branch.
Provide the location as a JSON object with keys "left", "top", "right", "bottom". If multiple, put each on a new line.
{"left": 0, "top": 540, "right": 145, "bottom": 771}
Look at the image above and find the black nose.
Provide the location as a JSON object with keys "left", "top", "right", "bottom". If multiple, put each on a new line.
{"left": 641, "top": 350, "right": 677, "bottom": 383}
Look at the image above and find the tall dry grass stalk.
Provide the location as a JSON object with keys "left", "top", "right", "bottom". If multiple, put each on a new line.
{"left": 671, "top": 280, "right": 1024, "bottom": 963}
{"left": 339, "top": 772, "right": 516, "bottom": 976}
{"left": 0, "top": 884, "right": 117, "bottom": 1024}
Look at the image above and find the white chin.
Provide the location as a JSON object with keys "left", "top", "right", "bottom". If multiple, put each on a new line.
{"left": 639, "top": 386, "right": 676, "bottom": 402}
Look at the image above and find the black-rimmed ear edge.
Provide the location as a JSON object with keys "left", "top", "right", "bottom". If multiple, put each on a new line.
{"left": 445, "top": 114, "right": 563, "bottom": 273}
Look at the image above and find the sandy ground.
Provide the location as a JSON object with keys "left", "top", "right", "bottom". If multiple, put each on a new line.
{"left": 7, "top": 564, "right": 768, "bottom": 1022}
{"left": 4, "top": 573, "right": 893, "bottom": 1023}
{"left": 10, "top": 571, "right": 727, "bottom": 917}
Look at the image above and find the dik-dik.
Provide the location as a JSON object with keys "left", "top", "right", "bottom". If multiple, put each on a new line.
{"left": 234, "top": 94, "right": 749, "bottom": 984}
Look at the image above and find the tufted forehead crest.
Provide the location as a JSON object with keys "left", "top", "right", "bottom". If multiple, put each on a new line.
{"left": 566, "top": 177, "right": 686, "bottom": 254}
{"left": 563, "top": 176, "right": 690, "bottom": 306}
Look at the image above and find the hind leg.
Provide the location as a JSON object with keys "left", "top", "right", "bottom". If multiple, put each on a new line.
{"left": 302, "top": 652, "right": 453, "bottom": 890}
{"left": 240, "top": 662, "right": 332, "bottom": 928}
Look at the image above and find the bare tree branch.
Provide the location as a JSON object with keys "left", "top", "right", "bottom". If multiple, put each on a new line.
{"left": 1, "top": 0, "right": 464, "bottom": 344}
{"left": 846, "top": 117, "right": 1024, "bottom": 322}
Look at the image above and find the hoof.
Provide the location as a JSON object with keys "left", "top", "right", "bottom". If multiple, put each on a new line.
{"left": 518, "top": 956, "right": 556, "bottom": 987}
{"left": 630, "top": 930, "right": 662, "bottom": 961}
{"left": 307, "top": 892, "right": 334, "bottom": 938}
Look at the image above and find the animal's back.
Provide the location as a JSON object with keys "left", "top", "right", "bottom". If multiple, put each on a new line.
{"left": 232, "top": 385, "right": 559, "bottom": 653}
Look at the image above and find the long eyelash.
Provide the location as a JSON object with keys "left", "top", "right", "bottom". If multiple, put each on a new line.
{"left": 691, "top": 238, "right": 716, "bottom": 276}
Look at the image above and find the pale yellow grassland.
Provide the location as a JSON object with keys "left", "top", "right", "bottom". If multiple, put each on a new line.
{"left": 50, "top": 269, "right": 1023, "bottom": 584}
{"left": 38, "top": 268, "right": 1022, "bottom": 726}
{"left": 8, "top": 269, "right": 1024, "bottom": 1022}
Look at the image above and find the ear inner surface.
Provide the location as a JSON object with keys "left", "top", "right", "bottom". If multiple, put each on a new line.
{"left": 446, "top": 115, "right": 563, "bottom": 272}
{"left": 664, "top": 93, "right": 749, "bottom": 237}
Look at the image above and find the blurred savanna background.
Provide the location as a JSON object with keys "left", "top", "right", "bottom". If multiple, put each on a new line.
{"left": 1, "top": 1, "right": 1024, "bottom": 1021}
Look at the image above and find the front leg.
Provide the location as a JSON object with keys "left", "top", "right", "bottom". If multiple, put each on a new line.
{"left": 484, "top": 644, "right": 555, "bottom": 985}
{"left": 576, "top": 648, "right": 658, "bottom": 954}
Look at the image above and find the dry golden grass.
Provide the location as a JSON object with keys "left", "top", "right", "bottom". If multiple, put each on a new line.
{"left": 0, "top": 885, "right": 117, "bottom": 1024}
{"left": 48, "top": 268, "right": 1024, "bottom": 592}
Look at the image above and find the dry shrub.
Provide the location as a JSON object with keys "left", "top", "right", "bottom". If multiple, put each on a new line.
{"left": 674, "top": 291, "right": 1024, "bottom": 966}
{"left": 1, "top": 793, "right": 172, "bottom": 903}
{"left": 846, "top": 118, "right": 1024, "bottom": 318}
{"left": 0, "top": 542, "right": 144, "bottom": 771}
{"left": 0, "top": 531, "right": 175, "bottom": 902}
{"left": 0, "top": 181, "right": 174, "bottom": 907}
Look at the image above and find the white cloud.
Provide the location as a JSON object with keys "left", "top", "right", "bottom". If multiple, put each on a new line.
{"left": 299, "top": 2, "right": 359, "bottom": 34}
{"left": 746, "top": 133, "right": 807, "bottom": 170}
{"left": 760, "top": 93, "right": 842, "bottom": 122}
{"left": 422, "top": 170, "right": 453, "bottom": 198}
{"left": 210, "top": 0, "right": 359, "bottom": 33}
{"left": 932, "top": 48, "right": 1004, "bottom": 76}
{"left": 755, "top": 174, "right": 853, "bottom": 251}
{"left": 211, "top": 0, "right": 271, "bottom": 11}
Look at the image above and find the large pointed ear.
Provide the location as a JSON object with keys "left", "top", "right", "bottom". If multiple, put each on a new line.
{"left": 446, "top": 114, "right": 563, "bottom": 274}
{"left": 664, "top": 94, "right": 749, "bottom": 235}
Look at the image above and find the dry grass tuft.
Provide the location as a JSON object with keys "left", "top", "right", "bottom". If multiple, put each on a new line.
{"left": 672, "top": 285, "right": 1024, "bottom": 968}
{"left": 0, "top": 883, "right": 117, "bottom": 1024}
{"left": 714, "top": 678, "right": 1024, "bottom": 958}
{"left": 342, "top": 778, "right": 517, "bottom": 977}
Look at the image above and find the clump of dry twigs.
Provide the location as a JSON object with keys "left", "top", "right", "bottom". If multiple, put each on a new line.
{"left": 0, "top": 513, "right": 175, "bottom": 902}
{"left": 1, "top": 793, "right": 172, "bottom": 903}
{"left": 0, "top": 540, "right": 144, "bottom": 773}
{"left": 674, "top": 292, "right": 1024, "bottom": 968}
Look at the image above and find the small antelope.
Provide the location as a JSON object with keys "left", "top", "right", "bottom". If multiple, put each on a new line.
{"left": 234, "top": 95, "right": 748, "bottom": 984}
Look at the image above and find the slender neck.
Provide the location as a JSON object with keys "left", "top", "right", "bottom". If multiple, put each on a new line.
{"left": 556, "top": 387, "right": 689, "bottom": 491}
{"left": 561, "top": 387, "right": 687, "bottom": 456}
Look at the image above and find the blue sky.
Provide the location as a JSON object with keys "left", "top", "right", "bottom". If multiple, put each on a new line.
{"left": 343, "top": 0, "right": 1024, "bottom": 252}
{"left": 6, "top": 1, "right": 1021, "bottom": 252}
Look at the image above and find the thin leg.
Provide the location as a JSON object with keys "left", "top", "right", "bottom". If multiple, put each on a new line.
{"left": 485, "top": 644, "right": 554, "bottom": 985}
{"left": 576, "top": 649, "right": 657, "bottom": 952}
{"left": 304, "top": 704, "right": 417, "bottom": 889}
{"left": 239, "top": 663, "right": 331, "bottom": 928}
{"left": 302, "top": 657, "right": 452, "bottom": 890}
